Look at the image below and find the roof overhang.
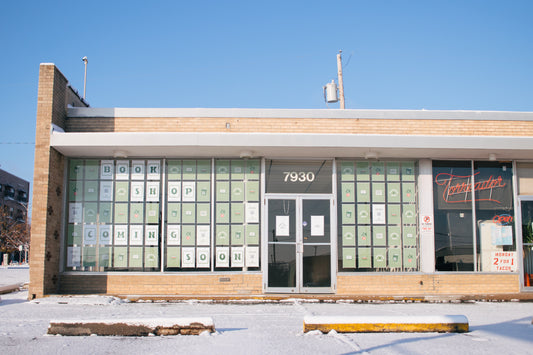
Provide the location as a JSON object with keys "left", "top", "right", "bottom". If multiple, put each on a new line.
{"left": 67, "top": 107, "right": 533, "bottom": 121}
{"left": 68, "top": 107, "right": 533, "bottom": 121}
{"left": 50, "top": 131, "right": 533, "bottom": 161}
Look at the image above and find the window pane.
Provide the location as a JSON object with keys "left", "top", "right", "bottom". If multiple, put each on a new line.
{"left": 517, "top": 163, "right": 533, "bottom": 196}
{"left": 65, "top": 159, "right": 162, "bottom": 272}
{"left": 521, "top": 201, "right": 533, "bottom": 282}
{"left": 338, "top": 160, "right": 419, "bottom": 272}
{"left": 265, "top": 160, "right": 332, "bottom": 194}
{"left": 474, "top": 161, "right": 516, "bottom": 272}
{"left": 268, "top": 244, "right": 296, "bottom": 288}
{"left": 433, "top": 161, "right": 474, "bottom": 271}
{"left": 214, "top": 159, "right": 261, "bottom": 271}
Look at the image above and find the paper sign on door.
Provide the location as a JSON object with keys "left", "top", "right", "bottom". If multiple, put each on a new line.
{"left": 276, "top": 216, "right": 290, "bottom": 236}
{"left": 311, "top": 215, "right": 324, "bottom": 236}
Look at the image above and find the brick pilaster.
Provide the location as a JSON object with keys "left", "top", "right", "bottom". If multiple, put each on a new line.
{"left": 29, "top": 64, "right": 80, "bottom": 298}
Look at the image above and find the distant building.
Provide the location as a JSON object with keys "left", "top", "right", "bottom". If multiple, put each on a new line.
{"left": 1, "top": 168, "right": 29, "bottom": 264}
{"left": 0, "top": 168, "right": 29, "bottom": 222}
{"left": 29, "top": 63, "right": 533, "bottom": 300}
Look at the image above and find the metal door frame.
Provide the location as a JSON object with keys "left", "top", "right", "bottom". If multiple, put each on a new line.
{"left": 517, "top": 196, "right": 533, "bottom": 290}
{"left": 262, "top": 194, "right": 337, "bottom": 294}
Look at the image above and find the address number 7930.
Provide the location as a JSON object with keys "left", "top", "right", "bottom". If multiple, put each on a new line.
{"left": 283, "top": 171, "right": 316, "bottom": 183}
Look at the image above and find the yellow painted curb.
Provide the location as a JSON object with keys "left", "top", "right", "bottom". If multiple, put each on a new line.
{"left": 304, "top": 315, "right": 469, "bottom": 333}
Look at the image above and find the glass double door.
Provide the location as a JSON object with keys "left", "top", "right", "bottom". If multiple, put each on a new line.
{"left": 520, "top": 199, "right": 533, "bottom": 289}
{"left": 266, "top": 196, "right": 335, "bottom": 293}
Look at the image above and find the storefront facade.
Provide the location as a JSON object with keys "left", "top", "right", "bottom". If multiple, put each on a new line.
{"left": 29, "top": 64, "right": 533, "bottom": 299}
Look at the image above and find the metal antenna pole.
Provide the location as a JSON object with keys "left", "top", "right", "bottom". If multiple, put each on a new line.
{"left": 82, "top": 56, "right": 88, "bottom": 99}
{"left": 337, "top": 51, "right": 345, "bottom": 109}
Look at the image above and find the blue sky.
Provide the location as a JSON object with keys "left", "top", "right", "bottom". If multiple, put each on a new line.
{"left": 1, "top": 0, "right": 532, "bottom": 194}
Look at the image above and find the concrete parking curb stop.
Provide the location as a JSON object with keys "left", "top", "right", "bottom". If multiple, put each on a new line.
{"left": 0, "top": 284, "right": 21, "bottom": 295}
{"left": 47, "top": 318, "right": 215, "bottom": 336}
{"left": 303, "top": 315, "right": 469, "bottom": 333}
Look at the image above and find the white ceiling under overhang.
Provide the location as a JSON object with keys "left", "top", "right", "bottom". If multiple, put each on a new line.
{"left": 50, "top": 131, "right": 533, "bottom": 161}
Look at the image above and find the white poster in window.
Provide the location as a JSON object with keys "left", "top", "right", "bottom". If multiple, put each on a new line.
{"left": 182, "top": 247, "right": 195, "bottom": 268}
{"left": 245, "top": 246, "right": 259, "bottom": 267}
{"left": 197, "top": 225, "right": 211, "bottom": 246}
{"left": 69, "top": 203, "right": 83, "bottom": 223}
{"left": 492, "top": 225, "right": 513, "bottom": 246}
{"left": 85, "top": 206, "right": 97, "bottom": 221}
{"left": 67, "top": 246, "right": 81, "bottom": 267}
{"left": 231, "top": 247, "right": 245, "bottom": 267}
{"left": 372, "top": 204, "right": 386, "bottom": 225}
{"left": 130, "top": 181, "right": 144, "bottom": 201}
{"left": 115, "top": 160, "right": 129, "bottom": 180}
{"left": 167, "top": 225, "right": 181, "bottom": 245}
{"left": 145, "top": 225, "right": 159, "bottom": 245}
{"left": 147, "top": 205, "right": 158, "bottom": 220}
{"left": 131, "top": 160, "right": 145, "bottom": 180}
{"left": 147, "top": 160, "right": 161, "bottom": 180}
{"left": 100, "top": 160, "right": 114, "bottom": 180}
{"left": 491, "top": 251, "right": 517, "bottom": 272}
{"left": 168, "top": 182, "right": 182, "bottom": 201}
{"left": 129, "top": 225, "right": 143, "bottom": 245}
{"left": 99, "top": 225, "right": 112, "bottom": 245}
{"left": 197, "top": 247, "right": 210, "bottom": 268}
{"left": 99, "top": 181, "right": 113, "bottom": 201}
{"left": 198, "top": 208, "right": 209, "bottom": 219}
{"left": 311, "top": 215, "right": 324, "bottom": 236}
{"left": 216, "top": 247, "right": 230, "bottom": 267}
{"left": 146, "top": 181, "right": 160, "bottom": 202}
{"left": 246, "top": 203, "right": 259, "bottom": 223}
{"left": 182, "top": 181, "right": 196, "bottom": 202}
{"left": 114, "top": 225, "right": 128, "bottom": 245}
{"left": 276, "top": 215, "right": 290, "bottom": 236}
{"left": 83, "top": 225, "right": 97, "bottom": 245}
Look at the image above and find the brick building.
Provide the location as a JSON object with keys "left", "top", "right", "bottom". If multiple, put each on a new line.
{"left": 0, "top": 169, "right": 29, "bottom": 220}
{"left": 1, "top": 168, "right": 30, "bottom": 264}
{"left": 29, "top": 63, "right": 533, "bottom": 299}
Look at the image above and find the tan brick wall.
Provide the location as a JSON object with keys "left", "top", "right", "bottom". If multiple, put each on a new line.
{"left": 29, "top": 64, "right": 87, "bottom": 299}
{"left": 66, "top": 116, "right": 533, "bottom": 136}
{"left": 59, "top": 273, "right": 263, "bottom": 295}
{"left": 337, "top": 273, "right": 520, "bottom": 295}
{"left": 57, "top": 273, "right": 519, "bottom": 297}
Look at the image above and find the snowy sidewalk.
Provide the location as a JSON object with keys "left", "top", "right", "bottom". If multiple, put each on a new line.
{"left": 2, "top": 289, "right": 533, "bottom": 354}
{"left": 0, "top": 265, "right": 28, "bottom": 294}
{"left": 1, "top": 267, "right": 532, "bottom": 354}
{"left": 0, "top": 265, "right": 29, "bottom": 286}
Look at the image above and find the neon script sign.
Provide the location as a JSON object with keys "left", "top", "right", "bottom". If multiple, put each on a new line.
{"left": 435, "top": 172, "right": 507, "bottom": 204}
{"left": 492, "top": 214, "right": 513, "bottom": 225}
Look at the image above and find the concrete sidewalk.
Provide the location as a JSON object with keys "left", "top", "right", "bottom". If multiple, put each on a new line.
{"left": 1, "top": 290, "right": 532, "bottom": 354}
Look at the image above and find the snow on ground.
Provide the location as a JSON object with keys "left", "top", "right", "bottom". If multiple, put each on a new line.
{"left": 1, "top": 267, "right": 532, "bottom": 354}
{"left": 0, "top": 265, "right": 29, "bottom": 286}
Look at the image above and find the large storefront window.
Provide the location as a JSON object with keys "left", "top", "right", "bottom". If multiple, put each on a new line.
{"left": 337, "top": 160, "right": 418, "bottom": 272}
{"left": 66, "top": 159, "right": 163, "bottom": 271}
{"left": 164, "top": 160, "right": 212, "bottom": 271}
{"left": 433, "top": 161, "right": 516, "bottom": 272}
{"left": 213, "top": 159, "right": 261, "bottom": 271}
{"left": 64, "top": 158, "right": 261, "bottom": 272}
